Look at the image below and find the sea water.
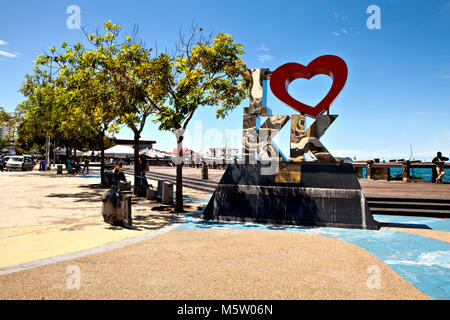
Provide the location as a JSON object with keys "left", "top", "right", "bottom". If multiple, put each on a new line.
{"left": 361, "top": 167, "right": 450, "bottom": 183}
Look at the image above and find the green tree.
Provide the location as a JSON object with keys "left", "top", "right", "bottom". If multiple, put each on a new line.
{"left": 1, "top": 106, "right": 21, "bottom": 152}
{"left": 19, "top": 21, "right": 167, "bottom": 185}
{"left": 52, "top": 45, "right": 120, "bottom": 183}
{"left": 18, "top": 60, "right": 94, "bottom": 162}
{"left": 155, "top": 26, "right": 249, "bottom": 212}
{"left": 84, "top": 21, "right": 171, "bottom": 189}
{"left": 0, "top": 107, "right": 9, "bottom": 123}
{"left": 22, "top": 36, "right": 121, "bottom": 182}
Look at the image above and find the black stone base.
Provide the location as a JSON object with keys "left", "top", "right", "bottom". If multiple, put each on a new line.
{"left": 202, "top": 163, "right": 380, "bottom": 230}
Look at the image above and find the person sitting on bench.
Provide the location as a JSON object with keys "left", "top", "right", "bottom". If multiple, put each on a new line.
{"left": 112, "top": 162, "right": 127, "bottom": 187}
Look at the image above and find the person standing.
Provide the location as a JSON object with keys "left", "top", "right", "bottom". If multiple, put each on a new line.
{"left": 137, "top": 155, "right": 150, "bottom": 190}
{"left": 432, "top": 152, "right": 449, "bottom": 184}
{"left": 66, "top": 157, "right": 72, "bottom": 174}
{"left": 82, "top": 157, "right": 90, "bottom": 174}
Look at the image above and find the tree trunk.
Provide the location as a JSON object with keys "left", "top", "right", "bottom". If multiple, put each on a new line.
{"left": 100, "top": 132, "right": 105, "bottom": 185}
{"left": 175, "top": 134, "right": 184, "bottom": 212}
{"left": 175, "top": 163, "right": 183, "bottom": 212}
{"left": 133, "top": 131, "right": 140, "bottom": 195}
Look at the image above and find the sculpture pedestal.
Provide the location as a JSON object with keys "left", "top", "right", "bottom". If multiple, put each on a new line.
{"left": 202, "top": 163, "right": 379, "bottom": 230}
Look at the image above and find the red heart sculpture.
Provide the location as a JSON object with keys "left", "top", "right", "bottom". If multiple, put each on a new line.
{"left": 270, "top": 55, "right": 348, "bottom": 118}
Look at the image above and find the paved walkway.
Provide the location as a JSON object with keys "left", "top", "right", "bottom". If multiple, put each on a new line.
{"left": 0, "top": 229, "right": 429, "bottom": 300}
{"left": 0, "top": 166, "right": 448, "bottom": 299}
{"left": 0, "top": 168, "right": 195, "bottom": 270}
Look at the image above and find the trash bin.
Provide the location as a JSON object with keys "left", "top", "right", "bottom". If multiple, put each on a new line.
{"left": 202, "top": 162, "right": 209, "bottom": 180}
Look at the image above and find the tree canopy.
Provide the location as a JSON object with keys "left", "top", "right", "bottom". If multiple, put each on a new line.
{"left": 154, "top": 25, "right": 249, "bottom": 211}
{"left": 16, "top": 21, "right": 249, "bottom": 202}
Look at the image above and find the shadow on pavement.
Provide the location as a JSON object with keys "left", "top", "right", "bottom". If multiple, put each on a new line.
{"left": 379, "top": 222, "right": 432, "bottom": 230}
{"left": 46, "top": 190, "right": 104, "bottom": 203}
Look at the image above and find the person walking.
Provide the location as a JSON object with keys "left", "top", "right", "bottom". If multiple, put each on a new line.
{"left": 432, "top": 152, "right": 449, "bottom": 184}
{"left": 82, "top": 157, "right": 90, "bottom": 174}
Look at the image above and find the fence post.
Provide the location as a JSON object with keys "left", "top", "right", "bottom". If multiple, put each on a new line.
{"left": 402, "top": 160, "right": 410, "bottom": 182}
{"left": 383, "top": 167, "right": 390, "bottom": 181}
{"left": 366, "top": 160, "right": 374, "bottom": 180}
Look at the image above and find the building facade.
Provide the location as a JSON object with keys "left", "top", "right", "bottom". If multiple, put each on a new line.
{"left": 0, "top": 124, "right": 14, "bottom": 139}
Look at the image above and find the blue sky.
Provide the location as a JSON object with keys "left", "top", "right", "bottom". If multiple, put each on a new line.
{"left": 1, "top": 0, "right": 449, "bottom": 160}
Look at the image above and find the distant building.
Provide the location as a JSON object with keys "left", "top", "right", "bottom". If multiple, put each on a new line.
{"left": 0, "top": 124, "right": 14, "bottom": 139}
{"left": 1, "top": 115, "right": 16, "bottom": 154}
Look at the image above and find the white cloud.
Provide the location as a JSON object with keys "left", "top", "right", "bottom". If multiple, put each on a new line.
{"left": 0, "top": 40, "right": 19, "bottom": 59}
{"left": 331, "top": 32, "right": 340, "bottom": 36}
{"left": 258, "top": 44, "right": 270, "bottom": 52}
{"left": 342, "top": 28, "right": 348, "bottom": 34}
{"left": 333, "top": 11, "right": 347, "bottom": 20}
{"left": 257, "top": 54, "right": 274, "bottom": 63}
{"left": 257, "top": 44, "right": 274, "bottom": 62}
{"left": 0, "top": 50, "right": 18, "bottom": 58}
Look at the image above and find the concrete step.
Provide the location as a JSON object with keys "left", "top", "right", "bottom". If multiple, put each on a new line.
{"left": 367, "top": 200, "right": 450, "bottom": 210}
{"left": 367, "top": 197, "right": 450, "bottom": 217}
{"left": 146, "top": 172, "right": 217, "bottom": 190}
{"left": 366, "top": 196, "right": 450, "bottom": 204}
{"left": 370, "top": 207, "right": 450, "bottom": 218}
{"left": 122, "top": 168, "right": 217, "bottom": 192}
{"left": 146, "top": 170, "right": 218, "bottom": 184}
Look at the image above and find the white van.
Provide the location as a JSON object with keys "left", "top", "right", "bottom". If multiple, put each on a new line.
{"left": 6, "top": 156, "right": 35, "bottom": 171}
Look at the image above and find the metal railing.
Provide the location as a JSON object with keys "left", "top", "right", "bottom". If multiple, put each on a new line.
{"left": 353, "top": 160, "right": 449, "bottom": 182}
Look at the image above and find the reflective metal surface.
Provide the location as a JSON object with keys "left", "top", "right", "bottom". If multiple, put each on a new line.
{"left": 290, "top": 115, "right": 338, "bottom": 163}
{"left": 244, "top": 68, "right": 270, "bottom": 116}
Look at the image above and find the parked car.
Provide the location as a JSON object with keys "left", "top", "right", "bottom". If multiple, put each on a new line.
{"left": 5, "top": 156, "right": 35, "bottom": 171}
{"left": 24, "top": 155, "right": 33, "bottom": 164}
